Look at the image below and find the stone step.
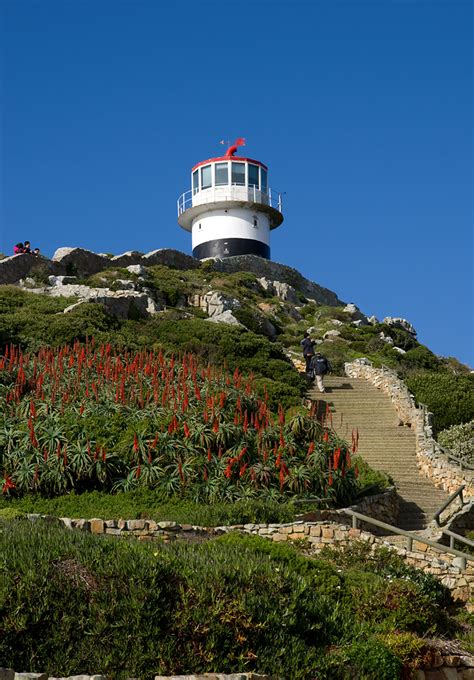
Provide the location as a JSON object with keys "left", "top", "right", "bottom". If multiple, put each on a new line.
{"left": 309, "top": 375, "right": 451, "bottom": 532}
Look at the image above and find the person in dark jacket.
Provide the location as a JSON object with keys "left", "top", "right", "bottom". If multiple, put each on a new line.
{"left": 300, "top": 331, "right": 316, "bottom": 374}
{"left": 309, "top": 352, "right": 331, "bottom": 393}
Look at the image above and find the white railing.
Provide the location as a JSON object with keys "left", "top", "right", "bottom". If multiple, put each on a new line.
{"left": 177, "top": 185, "right": 284, "bottom": 217}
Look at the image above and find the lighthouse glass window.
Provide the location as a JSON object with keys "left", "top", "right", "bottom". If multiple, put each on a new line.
{"left": 201, "top": 165, "right": 212, "bottom": 190}
{"left": 260, "top": 168, "right": 268, "bottom": 194}
{"left": 231, "top": 162, "right": 245, "bottom": 186}
{"left": 192, "top": 170, "right": 199, "bottom": 195}
{"left": 215, "top": 163, "right": 228, "bottom": 186}
{"left": 248, "top": 164, "right": 259, "bottom": 189}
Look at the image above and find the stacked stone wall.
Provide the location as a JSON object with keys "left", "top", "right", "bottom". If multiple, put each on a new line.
{"left": 26, "top": 513, "right": 473, "bottom": 606}
{"left": 345, "top": 360, "right": 474, "bottom": 499}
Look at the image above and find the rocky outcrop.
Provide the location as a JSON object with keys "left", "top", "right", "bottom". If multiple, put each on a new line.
{"left": 343, "top": 303, "right": 368, "bottom": 324}
{"left": 205, "top": 310, "right": 244, "bottom": 327}
{"left": 383, "top": 316, "right": 417, "bottom": 338}
{"left": 57, "top": 287, "right": 160, "bottom": 319}
{"left": 0, "top": 254, "right": 61, "bottom": 284}
{"left": 142, "top": 249, "right": 200, "bottom": 270}
{"left": 52, "top": 248, "right": 110, "bottom": 277}
{"left": 257, "top": 277, "right": 299, "bottom": 303}
{"left": 211, "top": 255, "right": 343, "bottom": 306}
{"left": 188, "top": 291, "right": 241, "bottom": 317}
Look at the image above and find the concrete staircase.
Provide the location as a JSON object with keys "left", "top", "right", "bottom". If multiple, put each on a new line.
{"left": 309, "top": 375, "right": 450, "bottom": 531}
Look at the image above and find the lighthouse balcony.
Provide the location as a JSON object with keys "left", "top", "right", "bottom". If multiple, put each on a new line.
{"left": 177, "top": 185, "right": 283, "bottom": 230}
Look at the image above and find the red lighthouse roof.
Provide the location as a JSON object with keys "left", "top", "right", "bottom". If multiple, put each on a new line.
{"left": 191, "top": 138, "right": 268, "bottom": 172}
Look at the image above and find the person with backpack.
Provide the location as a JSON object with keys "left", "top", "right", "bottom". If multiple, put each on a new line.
{"left": 309, "top": 352, "right": 331, "bottom": 393}
{"left": 300, "top": 331, "right": 316, "bottom": 374}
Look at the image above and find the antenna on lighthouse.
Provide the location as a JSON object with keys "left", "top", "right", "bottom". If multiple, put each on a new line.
{"left": 177, "top": 141, "right": 284, "bottom": 260}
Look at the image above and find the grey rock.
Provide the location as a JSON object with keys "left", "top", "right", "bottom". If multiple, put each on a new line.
{"left": 323, "top": 329, "right": 341, "bottom": 340}
{"left": 14, "top": 674, "right": 48, "bottom": 680}
{"left": 48, "top": 275, "right": 78, "bottom": 286}
{"left": 392, "top": 346, "right": 406, "bottom": 354}
{"left": 110, "top": 251, "right": 144, "bottom": 267}
{"left": 0, "top": 253, "right": 62, "bottom": 285}
{"left": 343, "top": 303, "right": 368, "bottom": 323}
{"left": 0, "top": 669, "right": 14, "bottom": 680}
{"left": 352, "top": 319, "right": 369, "bottom": 328}
{"left": 330, "top": 319, "right": 344, "bottom": 326}
{"left": 212, "top": 254, "right": 343, "bottom": 306}
{"left": 52, "top": 247, "right": 109, "bottom": 277}
{"left": 257, "top": 277, "right": 298, "bottom": 303}
{"left": 143, "top": 248, "right": 199, "bottom": 270}
{"left": 367, "top": 315, "right": 379, "bottom": 325}
{"left": 19, "top": 277, "right": 37, "bottom": 287}
{"left": 383, "top": 316, "right": 417, "bottom": 338}
{"left": 189, "top": 291, "right": 240, "bottom": 317}
{"left": 126, "top": 264, "right": 147, "bottom": 276}
{"left": 114, "top": 279, "right": 136, "bottom": 290}
{"left": 379, "top": 332, "right": 394, "bottom": 345}
{"left": 206, "top": 310, "right": 244, "bottom": 327}
{"left": 58, "top": 287, "right": 160, "bottom": 319}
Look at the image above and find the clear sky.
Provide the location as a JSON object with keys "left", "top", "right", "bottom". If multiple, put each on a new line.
{"left": 0, "top": 0, "right": 472, "bottom": 365}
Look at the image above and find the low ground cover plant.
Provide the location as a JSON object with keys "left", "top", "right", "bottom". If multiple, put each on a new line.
{"left": 438, "top": 420, "right": 474, "bottom": 465}
{"left": 0, "top": 341, "right": 359, "bottom": 506}
{"left": 0, "top": 520, "right": 463, "bottom": 680}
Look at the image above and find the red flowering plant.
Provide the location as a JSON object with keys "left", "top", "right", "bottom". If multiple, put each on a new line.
{"left": 0, "top": 342, "right": 356, "bottom": 504}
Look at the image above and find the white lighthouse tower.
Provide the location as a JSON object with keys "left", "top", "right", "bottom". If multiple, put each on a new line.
{"left": 177, "top": 139, "right": 284, "bottom": 259}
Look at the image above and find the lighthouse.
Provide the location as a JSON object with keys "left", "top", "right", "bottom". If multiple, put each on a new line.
{"left": 177, "top": 139, "right": 284, "bottom": 260}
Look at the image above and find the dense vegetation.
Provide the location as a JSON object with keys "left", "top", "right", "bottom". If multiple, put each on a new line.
{"left": 438, "top": 420, "right": 474, "bottom": 465}
{"left": 0, "top": 519, "right": 461, "bottom": 680}
{"left": 0, "top": 341, "right": 360, "bottom": 506}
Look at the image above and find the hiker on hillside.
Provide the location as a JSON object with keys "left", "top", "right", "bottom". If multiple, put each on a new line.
{"left": 300, "top": 331, "right": 316, "bottom": 374}
{"left": 22, "top": 241, "right": 32, "bottom": 254}
{"left": 309, "top": 352, "right": 331, "bottom": 393}
{"left": 13, "top": 243, "right": 24, "bottom": 255}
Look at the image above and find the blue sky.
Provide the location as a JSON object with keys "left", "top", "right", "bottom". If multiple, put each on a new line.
{"left": 0, "top": 0, "right": 472, "bottom": 365}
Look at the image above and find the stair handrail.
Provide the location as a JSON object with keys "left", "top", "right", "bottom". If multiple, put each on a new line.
{"left": 433, "top": 485, "right": 466, "bottom": 526}
{"left": 343, "top": 508, "right": 473, "bottom": 570}
{"left": 441, "top": 528, "right": 474, "bottom": 551}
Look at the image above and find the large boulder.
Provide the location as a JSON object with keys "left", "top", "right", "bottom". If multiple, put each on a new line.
{"left": 143, "top": 249, "right": 199, "bottom": 270}
{"left": 257, "top": 277, "right": 299, "bottom": 303}
{"left": 62, "top": 290, "right": 159, "bottom": 319}
{"left": 0, "top": 254, "right": 61, "bottom": 285}
{"left": 188, "top": 291, "right": 241, "bottom": 318}
{"left": 343, "top": 303, "right": 368, "bottom": 323}
{"left": 383, "top": 316, "right": 417, "bottom": 338}
{"left": 205, "top": 310, "right": 244, "bottom": 327}
{"left": 110, "top": 251, "right": 144, "bottom": 267}
{"left": 52, "top": 247, "right": 110, "bottom": 277}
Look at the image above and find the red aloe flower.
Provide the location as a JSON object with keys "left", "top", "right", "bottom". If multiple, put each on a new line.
{"left": 207, "top": 448, "right": 212, "bottom": 462}
{"left": 133, "top": 433, "right": 139, "bottom": 452}
{"left": 183, "top": 422, "right": 190, "bottom": 438}
{"left": 307, "top": 441, "right": 315, "bottom": 456}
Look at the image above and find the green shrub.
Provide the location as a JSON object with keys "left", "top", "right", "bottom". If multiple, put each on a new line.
{"left": 0, "top": 522, "right": 462, "bottom": 679}
{"left": 405, "top": 373, "right": 474, "bottom": 432}
{"left": 438, "top": 420, "right": 474, "bottom": 464}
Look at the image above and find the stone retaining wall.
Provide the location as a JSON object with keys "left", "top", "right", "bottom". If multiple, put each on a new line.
{"left": 26, "top": 513, "right": 473, "bottom": 605}
{"left": 345, "top": 359, "right": 474, "bottom": 499}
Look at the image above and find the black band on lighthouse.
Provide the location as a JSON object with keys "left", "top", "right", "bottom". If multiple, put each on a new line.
{"left": 193, "top": 238, "right": 270, "bottom": 260}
